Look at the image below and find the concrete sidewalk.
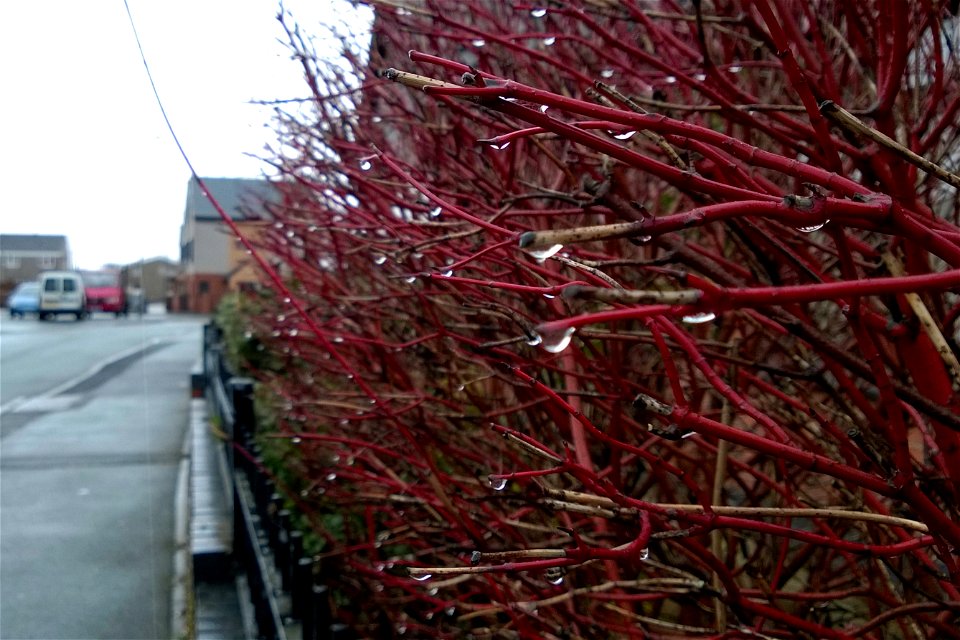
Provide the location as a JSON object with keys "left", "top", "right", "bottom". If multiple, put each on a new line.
{"left": 175, "top": 396, "right": 250, "bottom": 640}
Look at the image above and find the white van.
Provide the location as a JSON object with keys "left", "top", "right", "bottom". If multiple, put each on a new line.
{"left": 38, "top": 271, "right": 86, "bottom": 321}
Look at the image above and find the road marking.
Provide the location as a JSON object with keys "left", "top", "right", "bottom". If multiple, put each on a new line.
{"left": 0, "top": 396, "right": 26, "bottom": 415}
{"left": 0, "top": 338, "right": 166, "bottom": 418}
{"left": 11, "top": 394, "right": 84, "bottom": 413}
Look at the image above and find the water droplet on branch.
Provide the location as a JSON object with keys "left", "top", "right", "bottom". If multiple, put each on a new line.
{"left": 429, "top": 206, "right": 442, "bottom": 217}
{"left": 487, "top": 475, "right": 508, "bottom": 491}
{"left": 600, "top": 69, "right": 615, "bottom": 79}
{"left": 543, "top": 36, "right": 556, "bottom": 46}
{"left": 471, "top": 39, "right": 486, "bottom": 47}
{"left": 531, "top": 7, "right": 547, "bottom": 18}
{"left": 614, "top": 130, "right": 637, "bottom": 140}
{"left": 412, "top": 572, "right": 433, "bottom": 581}
{"left": 359, "top": 159, "right": 372, "bottom": 171}
{"left": 525, "top": 243, "right": 563, "bottom": 262}
{"left": 537, "top": 326, "right": 576, "bottom": 353}
{"left": 682, "top": 311, "right": 717, "bottom": 324}
{"left": 796, "top": 220, "right": 829, "bottom": 233}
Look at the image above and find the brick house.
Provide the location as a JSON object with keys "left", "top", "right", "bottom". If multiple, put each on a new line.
{"left": 171, "top": 177, "right": 280, "bottom": 314}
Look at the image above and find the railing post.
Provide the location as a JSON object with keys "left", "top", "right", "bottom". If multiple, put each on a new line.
{"left": 292, "top": 557, "right": 314, "bottom": 622}
{"left": 302, "top": 584, "right": 332, "bottom": 640}
{"left": 285, "top": 530, "right": 303, "bottom": 592}
{"left": 228, "top": 377, "right": 255, "bottom": 472}
{"left": 202, "top": 322, "right": 218, "bottom": 382}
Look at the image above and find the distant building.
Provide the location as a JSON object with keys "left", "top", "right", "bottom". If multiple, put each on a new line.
{"left": 171, "top": 177, "right": 281, "bottom": 314}
{"left": 0, "top": 234, "right": 70, "bottom": 300}
{"left": 121, "top": 257, "right": 180, "bottom": 309}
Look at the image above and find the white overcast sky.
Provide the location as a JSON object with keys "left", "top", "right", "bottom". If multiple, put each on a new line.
{"left": 1, "top": 1, "right": 371, "bottom": 270}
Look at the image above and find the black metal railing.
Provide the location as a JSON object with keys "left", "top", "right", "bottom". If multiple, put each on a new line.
{"left": 201, "top": 323, "right": 351, "bottom": 640}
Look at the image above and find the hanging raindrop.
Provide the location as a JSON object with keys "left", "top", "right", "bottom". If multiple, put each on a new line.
{"left": 543, "top": 36, "right": 556, "bottom": 46}
{"left": 614, "top": 130, "right": 637, "bottom": 140}
{"left": 412, "top": 573, "right": 433, "bottom": 581}
{"left": 536, "top": 326, "right": 576, "bottom": 353}
{"left": 531, "top": 7, "right": 547, "bottom": 17}
{"left": 374, "top": 254, "right": 388, "bottom": 265}
{"left": 640, "top": 548, "right": 650, "bottom": 560}
{"left": 525, "top": 243, "right": 563, "bottom": 262}
{"left": 682, "top": 311, "right": 717, "bottom": 324}
{"left": 429, "top": 206, "right": 442, "bottom": 217}
{"left": 796, "top": 220, "right": 829, "bottom": 233}
{"left": 471, "top": 39, "right": 486, "bottom": 47}
{"left": 600, "top": 69, "right": 615, "bottom": 79}
{"left": 359, "top": 159, "right": 372, "bottom": 171}
{"left": 488, "top": 475, "right": 508, "bottom": 491}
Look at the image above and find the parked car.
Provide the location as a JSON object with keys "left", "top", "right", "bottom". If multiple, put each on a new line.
{"left": 6, "top": 281, "right": 40, "bottom": 318}
{"left": 38, "top": 271, "right": 86, "bottom": 321}
{"left": 80, "top": 270, "right": 126, "bottom": 317}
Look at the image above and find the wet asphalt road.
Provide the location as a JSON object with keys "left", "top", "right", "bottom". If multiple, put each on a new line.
{"left": 0, "top": 312, "right": 206, "bottom": 639}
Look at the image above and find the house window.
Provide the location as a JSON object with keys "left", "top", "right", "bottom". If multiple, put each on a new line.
{"left": 40, "top": 256, "right": 56, "bottom": 268}
{"left": 198, "top": 281, "right": 210, "bottom": 294}
{"left": 3, "top": 255, "right": 20, "bottom": 269}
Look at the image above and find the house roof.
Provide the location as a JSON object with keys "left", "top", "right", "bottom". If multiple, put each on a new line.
{"left": 0, "top": 234, "right": 68, "bottom": 253}
{"left": 184, "top": 177, "right": 281, "bottom": 222}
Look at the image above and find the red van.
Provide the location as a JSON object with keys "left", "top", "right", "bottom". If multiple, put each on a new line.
{"left": 81, "top": 270, "right": 126, "bottom": 316}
